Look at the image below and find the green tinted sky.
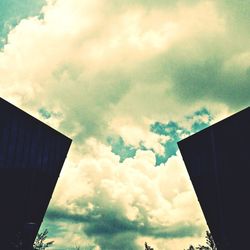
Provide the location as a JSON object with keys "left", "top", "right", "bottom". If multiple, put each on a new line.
{"left": 0, "top": 0, "right": 45, "bottom": 47}
{"left": 0, "top": 0, "right": 249, "bottom": 249}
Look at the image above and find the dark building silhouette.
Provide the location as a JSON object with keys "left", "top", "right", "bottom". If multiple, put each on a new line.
{"left": 0, "top": 98, "right": 72, "bottom": 249}
{"left": 178, "top": 107, "right": 249, "bottom": 250}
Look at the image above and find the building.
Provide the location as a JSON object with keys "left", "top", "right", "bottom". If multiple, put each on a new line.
{"left": 0, "top": 98, "right": 72, "bottom": 249}
{"left": 178, "top": 107, "right": 249, "bottom": 250}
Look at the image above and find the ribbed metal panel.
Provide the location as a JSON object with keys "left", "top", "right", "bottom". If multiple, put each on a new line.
{"left": 0, "top": 98, "right": 72, "bottom": 249}
{"left": 178, "top": 107, "right": 249, "bottom": 250}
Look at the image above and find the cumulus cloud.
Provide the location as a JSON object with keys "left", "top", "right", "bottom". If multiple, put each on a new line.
{"left": 107, "top": 108, "right": 212, "bottom": 166}
{"left": 42, "top": 140, "right": 207, "bottom": 249}
{"left": 1, "top": 0, "right": 246, "bottom": 143}
{"left": 109, "top": 120, "right": 170, "bottom": 156}
{"left": 0, "top": 0, "right": 45, "bottom": 47}
{"left": 0, "top": 0, "right": 249, "bottom": 249}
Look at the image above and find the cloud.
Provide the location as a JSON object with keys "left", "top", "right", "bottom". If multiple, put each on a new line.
{"left": 108, "top": 108, "right": 212, "bottom": 165}
{"left": 42, "top": 139, "right": 207, "bottom": 249}
{"left": 0, "top": 0, "right": 45, "bottom": 47}
{"left": 166, "top": 50, "right": 250, "bottom": 109}
{"left": 0, "top": 0, "right": 249, "bottom": 249}
{"left": 0, "top": 0, "right": 243, "bottom": 144}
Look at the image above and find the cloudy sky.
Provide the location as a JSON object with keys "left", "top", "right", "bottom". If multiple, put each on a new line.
{"left": 0, "top": 0, "right": 249, "bottom": 249}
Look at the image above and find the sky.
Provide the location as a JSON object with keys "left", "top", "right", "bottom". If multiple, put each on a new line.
{"left": 0, "top": 0, "right": 249, "bottom": 249}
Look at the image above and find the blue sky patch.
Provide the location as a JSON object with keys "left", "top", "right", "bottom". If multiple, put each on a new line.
{"left": 0, "top": 0, "right": 45, "bottom": 48}
{"left": 38, "top": 107, "right": 62, "bottom": 120}
{"left": 108, "top": 108, "right": 212, "bottom": 165}
{"left": 150, "top": 121, "right": 188, "bottom": 165}
{"left": 39, "top": 107, "right": 52, "bottom": 119}
{"left": 107, "top": 136, "right": 137, "bottom": 162}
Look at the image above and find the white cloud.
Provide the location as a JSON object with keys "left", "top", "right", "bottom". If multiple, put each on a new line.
{"left": 49, "top": 141, "right": 207, "bottom": 249}
{"left": 110, "top": 118, "right": 170, "bottom": 155}
{"left": 0, "top": 0, "right": 246, "bottom": 248}
{"left": 0, "top": 0, "right": 227, "bottom": 142}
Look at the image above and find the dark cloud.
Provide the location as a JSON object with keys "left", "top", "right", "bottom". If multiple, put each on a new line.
{"left": 46, "top": 208, "right": 89, "bottom": 224}
{"left": 134, "top": 29, "right": 250, "bottom": 113}
{"left": 45, "top": 200, "right": 203, "bottom": 250}
{"left": 169, "top": 54, "right": 250, "bottom": 110}
{"left": 166, "top": 2, "right": 250, "bottom": 110}
{"left": 217, "top": 1, "right": 250, "bottom": 32}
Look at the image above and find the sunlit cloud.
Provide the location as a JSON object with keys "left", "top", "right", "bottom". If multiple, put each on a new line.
{"left": 0, "top": 0, "right": 249, "bottom": 249}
